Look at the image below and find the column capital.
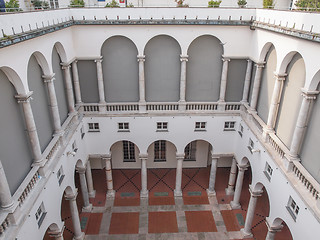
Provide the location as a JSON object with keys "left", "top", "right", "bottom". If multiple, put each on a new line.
{"left": 255, "top": 62, "right": 265, "bottom": 68}
{"left": 301, "top": 88, "right": 319, "bottom": 100}
{"left": 15, "top": 91, "right": 33, "bottom": 103}
{"left": 61, "top": 62, "right": 71, "bottom": 70}
{"left": 265, "top": 217, "right": 283, "bottom": 232}
{"left": 176, "top": 153, "right": 185, "bottom": 160}
{"left": 137, "top": 55, "right": 145, "bottom": 62}
{"left": 249, "top": 185, "right": 263, "bottom": 197}
{"left": 42, "top": 73, "right": 55, "bottom": 82}
{"left": 222, "top": 56, "right": 231, "bottom": 62}
{"left": 76, "top": 166, "right": 86, "bottom": 174}
{"left": 72, "top": 59, "right": 79, "bottom": 64}
{"left": 247, "top": 59, "right": 253, "bottom": 63}
{"left": 102, "top": 153, "right": 112, "bottom": 161}
{"left": 139, "top": 153, "right": 148, "bottom": 160}
{"left": 180, "top": 55, "right": 188, "bottom": 62}
{"left": 274, "top": 72, "right": 287, "bottom": 81}
{"left": 94, "top": 56, "right": 103, "bottom": 63}
{"left": 48, "top": 226, "right": 65, "bottom": 238}
{"left": 238, "top": 164, "right": 248, "bottom": 171}
{"left": 65, "top": 190, "right": 78, "bottom": 201}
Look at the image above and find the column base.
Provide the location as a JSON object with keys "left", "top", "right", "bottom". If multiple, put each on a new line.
{"left": 73, "top": 232, "right": 85, "bottom": 240}
{"left": 140, "top": 190, "right": 149, "bottom": 198}
{"left": 241, "top": 228, "right": 253, "bottom": 238}
{"left": 139, "top": 101, "right": 147, "bottom": 113}
{"left": 230, "top": 200, "right": 241, "bottom": 209}
{"left": 206, "top": 189, "right": 216, "bottom": 196}
{"left": 178, "top": 101, "right": 186, "bottom": 111}
{"left": 174, "top": 189, "right": 182, "bottom": 197}
{"left": 82, "top": 203, "right": 92, "bottom": 212}
{"left": 225, "top": 187, "right": 235, "bottom": 196}
{"left": 88, "top": 190, "right": 96, "bottom": 198}
{"left": 106, "top": 190, "right": 115, "bottom": 199}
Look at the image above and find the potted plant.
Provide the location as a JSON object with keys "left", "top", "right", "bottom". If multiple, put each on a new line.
{"left": 208, "top": 0, "right": 221, "bottom": 8}
{"left": 175, "top": 0, "right": 189, "bottom": 7}
{"left": 69, "top": 0, "right": 85, "bottom": 7}
{"left": 237, "top": 0, "right": 247, "bottom": 8}
{"left": 263, "top": 0, "right": 274, "bottom": 9}
{"left": 4, "top": 0, "right": 21, "bottom": 11}
{"left": 105, "top": 0, "right": 120, "bottom": 7}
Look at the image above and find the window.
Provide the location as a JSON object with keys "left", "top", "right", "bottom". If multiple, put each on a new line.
{"left": 195, "top": 122, "right": 206, "bottom": 131}
{"left": 287, "top": 196, "right": 299, "bottom": 221}
{"left": 224, "top": 121, "right": 236, "bottom": 131}
{"left": 118, "top": 122, "right": 129, "bottom": 131}
{"left": 248, "top": 138, "right": 254, "bottom": 152}
{"left": 154, "top": 140, "right": 166, "bottom": 162}
{"left": 72, "top": 141, "right": 78, "bottom": 152}
{"left": 184, "top": 141, "right": 196, "bottom": 161}
{"left": 88, "top": 123, "right": 100, "bottom": 132}
{"left": 57, "top": 166, "right": 65, "bottom": 186}
{"left": 263, "top": 162, "right": 273, "bottom": 181}
{"left": 123, "top": 141, "right": 135, "bottom": 162}
{"left": 35, "top": 202, "right": 47, "bottom": 228}
{"left": 80, "top": 126, "right": 85, "bottom": 139}
{"left": 157, "top": 122, "right": 168, "bottom": 131}
{"left": 238, "top": 124, "right": 244, "bottom": 137}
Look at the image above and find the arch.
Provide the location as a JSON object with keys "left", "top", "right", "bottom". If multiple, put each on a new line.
{"left": 110, "top": 140, "right": 141, "bottom": 153}
{"left": 110, "top": 140, "right": 141, "bottom": 169}
{"left": 32, "top": 51, "right": 51, "bottom": 76}
{"left": 308, "top": 68, "right": 320, "bottom": 91}
{"left": 183, "top": 140, "right": 212, "bottom": 167}
{"left": 239, "top": 157, "right": 249, "bottom": 166}
{"left": 42, "top": 223, "right": 61, "bottom": 240}
{"left": 101, "top": 35, "right": 138, "bottom": 55}
{"left": 53, "top": 42, "right": 68, "bottom": 63}
{"left": 144, "top": 34, "right": 181, "bottom": 102}
{"left": 269, "top": 217, "right": 293, "bottom": 240}
{"left": 75, "top": 159, "right": 84, "bottom": 168}
{"left": 278, "top": 51, "right": 299, "bottom": 74}
{"left": 258, "top": 42, "right": 274, "bottom": 62}
{"left": 186, "top": 34, "right": 224, "bottom": 53}
{"left": 186, "top": 35, "right": 223, "bottom": 102}
{"left": 146, "top": 139, "right": 178, "bottom": 154}
{"left": 0, "top": 67, "right": 26, "bottom": 94}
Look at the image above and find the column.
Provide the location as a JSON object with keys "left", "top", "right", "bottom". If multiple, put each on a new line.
{"left": 241, "top": 187, "right": 263, "bottom": 237}
{"left": 61, "top": 64, "right": 75, "bottom": 113}
{"left": 265, "top": 221, "right": 283, "bottom": 240}
{"left": 72, "top": 60, "right": 82, "bottom": 105}
{"left": 241, "top": 60, "right": 253, "bottom": 102}
{"left": 289, "top": 89, "right": 319, "bottom": 158}
{"left": 85, "top": 160, "right": 96, "bottom": 198}
{"left": 15, "top": 92, "right": 42, "bottom": 164}
{"left": 137, "top": 55, "right": 146, "bottom": 103}
{"left": 76, "top": 167, "right": 92, "bottom": 212}
{"left": 230, "top": 164, "right": 247, "bottom": 209}
{"left": 179, "top": 55, "right": 188, "bottom": 103}
{"left": 174, "top": 153, "right": 184, "bottom": 197}
{"left": 48, "top": 226, "right": 64, "bottom": 240}
{"left": 0, "top": 160, "right": 14, "bottom": 209}
{"left": 218, "top": 57, "right": 230, "bottom": 102}
{"left": 65, "top": 191, "right": 84, "bottom": 240}
{"left": 42, "top": 74, "right": 62, "bottom": 135}
{"left": 207, "top": 155, "right": 218, "bottom": 196}
{"left": 265, "top": 73, "right": 286, "bottom": 131}
{"left": 140, "top": 154, "right": 148, "bottom": 198}
{"left": 95, "top": 58, "right": 106, "bottom": 104}
{"left": 250, "top": 62, "right": 265, "bottom": 111}
{"left": 104, "top": 155, "right": 115, "bottom": 198}
{"left": 225, "top": 158, "right": 237, "bottom": 195}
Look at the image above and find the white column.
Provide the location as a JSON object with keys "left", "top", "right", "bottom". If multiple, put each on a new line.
{"left": 0, "top": 160, "right": 14, "bottom": 209}
{"left": 140, "top": 154, "right": 148, "bottom": 198}
{"left": 241, "top": 60, "right": 253, "bottom": 102}
{"left": 137, "top": 55, "right": 146, "bottom": 103}
{"left": 207, "top": 155, "right": 218, "bottom": 196}
{"left": 289, "top": 89, "right": 319, "bottom": 158}
{"left": 42, "top": 74, "right": 62, "bottom": 135}
{"left": 15, "top": 92, "right": 42, "bottom": 164}
{"left": 61, "top": 64, "right": 75, "bottom": 113}
{"left": 265, "top": 73, "right": 286, "bottom": 131}
{"left": 76, "top": 167, "right": 92, "bottom": 212}
{"left": 104, "top": 155, "right": 115, "bottom": 198}
{"left": 230, "top": 164, "right": 247, "bottom": 209}
{"left": 65, "top": 191, "right": 84, "bottom": 240}
{"left": 174, "top": 153, "right": 184, "bottom": 197}
{"left": 72, "top": 60, "right": 82, "bottom": 105}
{"left": 241, "top": 187, "right": 263, "bottom": 237}
{"left": 85, "top": 160, "right": 96, "bottom": 198}
{"left": 250, "top": 62, "right": 265, "bottom": 111}
{"left": 95, "top": 58, "right": 106, "bottom": 104}
{"left": 218, "top": 57, "right": 230, "bottom": 102}
{"left": 225, "top": 158, "right": 237, "bottom": 195}
{"left": 179, "top": 55, "right": 188, "bottom": 103}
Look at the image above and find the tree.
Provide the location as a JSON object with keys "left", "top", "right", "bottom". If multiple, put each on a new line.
{"left": 69, "top": 0, "right": 85, "bottom": 7}
{"left": 295, "top": 0, "right": 320, "bottom": 11}
{"left": 263, "top": 0, "right": 274, "bottom": 9}
{"left": 5, "top": 0, "right": 21, "bottom": 11}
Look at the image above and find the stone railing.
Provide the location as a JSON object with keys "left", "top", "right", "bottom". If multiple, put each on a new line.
{"left": 225, "top": 103, "right": 241, "bottom": 111}
{"left": 186, "top": 102, "right": 218, "bottom": 111}
{"left": 292, "top": 161, "right": 320, "bottom": 201}
{"left": 83, "top": 104, "right": 99, "bottom": 112}
{"left": 106, "top": 103, "right": 139, "bottom": 112}
{"left": 0, "top": 215, "right": 10, "bottom": 237}
{"left": 146, "top": 102, "right": 179, "bottom": 111}
{"left": 266, "top": 133, "right": 286, "bottom": 159}
{"left": 45, "top": 136, "right": 60, "bottom": 162}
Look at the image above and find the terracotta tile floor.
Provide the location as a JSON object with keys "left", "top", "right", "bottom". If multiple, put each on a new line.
{"left": 58, "top": 167, "right": 293, "bottom": 240}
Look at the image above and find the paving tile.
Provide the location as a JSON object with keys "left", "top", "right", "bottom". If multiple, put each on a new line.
{"left": 185, "top": 211, "right": 217, "bottom": 232}
{"left": 109, "top": 212, "right": 140, "bottom": 234}
{"left": 148, "top": 212, "right": 178, "bottom": 233}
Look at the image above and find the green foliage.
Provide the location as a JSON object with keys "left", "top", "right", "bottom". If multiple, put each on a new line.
{"left": 69, "top": 0, "right": 84, "bottom": 8}
{"left": 127, "top": 2, "right": 134, "bottom": 7}
{"left": 237, "top": 0, "right": 247, "bottom": 7}
{"left": 295, "top": 0, "right": 320, "bottom": 11}
{"left": 208, "top": 0, "right": 221, "bottom": 8}
{"left": 32, "top": 0, "right": 49, "bottom": 9}
{"left": 5, "top": 0, "right": 21, "bottom": 12}
{"left": 175, "top": 0, "right": 189, "bottom": 7}
{"left": 105, "top": 0, "right": 120, "bottom": 7}
{"left": 263, "top": 0, "right": 274, "bottom": 8}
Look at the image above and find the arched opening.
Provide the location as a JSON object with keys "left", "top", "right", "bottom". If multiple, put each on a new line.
{"left": 269, "top": 217, "right": 293, "bottom": 240}
{"left": 42, "top": 223, "right": 61, "bottom": 240}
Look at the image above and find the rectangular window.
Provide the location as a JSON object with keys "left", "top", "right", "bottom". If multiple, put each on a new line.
{"left": 248, "top": 138, "right": 254, "bottom": 153}
{"left": 57, "top": 166, "right": 65, "bottom": 186}
{"left": 80, "top": 126, "right": 85, "bottom": 139}
{"left": 157, "top": 122, "right": 168, "bottom": 131}
{"left": 224, "top": 121, "right": 236, "bottom": 131}
{"left": 184, "top": 141, "right": 196, "bottom": 161}
{"left": 123, "top": 141, "right": 136, "bottom": 162}
{"left": 72, "top": 141, "right": 78, "bottom": 152}
{"left": 154, "top": 140, "right": 166, "bottom": 162}
{"left": 195, "top": 122, "right": 206, "bottom": 131}
{"left": 287, "top": 196, "right": 299, "bottom": 221}
{"left": 263, "top": 162, "right": 273, "bottom": 181}
{"left": 238, "top": 124, "right": 244, "bottom": 137}
{"left": 118, "top": 122, "right": 129, "bottom": 131}
{"left": 35, "top": 202, "right": 47, "bottom": 228}
{"left": 88, "top": 123, "right": 100, "bottom": 132}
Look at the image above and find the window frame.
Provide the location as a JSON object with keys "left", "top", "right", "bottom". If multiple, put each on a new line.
{"left": 224, "top": 121, "right": 236, "bottom": 131}
{"left": 154, "top": 140, "right": 166, "bottom": 162}
{"left": 118, "top": 122, "right": 130, "bottom": 132}
{"left": 156, "top": 122, "right": 168, "bottom": 132}
{"left": 57, "top": 166, "right": 65, "bottom": 186}
{"left": 88, "top": 122, "right": 100, "bottom": 132}
{"left": 184, "top": 141, "right": 197, "bottom": 161}
{"left": 35, "top": 202, "right": 47, "bottom": 228}
{"left": 238, "top": 124, "right": 244, "bottom": 137}
{"left": 263, "top": 162, "right": 273, "bottom": 181}
{"left": 123, "top": 140, "right": 136, "bottom": 162}
{"left": 286, "top": 196, "right": 299, "bottom": 221}
{"left": 195, "top": 122, "right": 206, "bottom": 131}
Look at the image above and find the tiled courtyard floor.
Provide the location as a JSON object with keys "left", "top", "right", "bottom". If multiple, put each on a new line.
{"left": 55, "top": 167, "right": 293, "bottom": 240}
